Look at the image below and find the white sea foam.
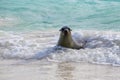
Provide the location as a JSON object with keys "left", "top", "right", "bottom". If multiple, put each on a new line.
{"left": 0, "top": 30, "right": 120, "bottom": 66}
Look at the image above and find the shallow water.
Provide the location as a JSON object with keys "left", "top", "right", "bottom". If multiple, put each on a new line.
{"left": 0, "top": 60, "right": 120, "bottom": 80}
{"left": 1, "top": 26, "right": 120, "bottom": 80}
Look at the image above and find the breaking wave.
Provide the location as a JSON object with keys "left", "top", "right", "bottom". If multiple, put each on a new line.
{"left": 0, "top": 30, "right": 120, "bottom": 66}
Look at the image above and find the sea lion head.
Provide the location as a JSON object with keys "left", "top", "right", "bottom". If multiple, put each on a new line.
{"left": 59, "top": 26, "right": 72, "bottom": 36}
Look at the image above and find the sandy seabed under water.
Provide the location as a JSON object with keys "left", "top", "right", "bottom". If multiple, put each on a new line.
{"left": 0, "top": 60, "right": 120, "bottom": 80}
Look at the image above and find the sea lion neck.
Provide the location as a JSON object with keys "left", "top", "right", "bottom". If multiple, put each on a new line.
{"left": 57, "top": 31, "right": 73, "bottom": 47}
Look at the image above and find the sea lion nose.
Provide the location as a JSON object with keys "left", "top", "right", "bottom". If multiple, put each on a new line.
{"left": 63, "top": 29, "right": 69, "bottom": 35}
{"left": 64, "top": 29, "right": 69, "bottom": 33}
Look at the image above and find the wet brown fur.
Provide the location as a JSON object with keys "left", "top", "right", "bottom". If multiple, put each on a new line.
{"left": 57, "top": 26, "right": 83, "bottom": 49}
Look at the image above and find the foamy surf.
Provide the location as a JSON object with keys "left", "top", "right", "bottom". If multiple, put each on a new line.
{"left": 0, "top": 30, "right": 120, "bottom": 66}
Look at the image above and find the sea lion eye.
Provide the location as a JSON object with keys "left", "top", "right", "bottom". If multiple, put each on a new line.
{"left": 68, "top": 28, "right": 72, "bottom": 31}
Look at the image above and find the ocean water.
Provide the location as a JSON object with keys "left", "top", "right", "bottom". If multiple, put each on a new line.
{"left": 0, "top": 0, "right": 120, "bottom": 31}
{"left": 0, "top": 0, "right": 120, "bottom": 80}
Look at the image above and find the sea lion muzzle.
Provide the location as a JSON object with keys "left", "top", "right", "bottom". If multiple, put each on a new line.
{"left": 62, "top": 29, "right": 69, "bottom": 35}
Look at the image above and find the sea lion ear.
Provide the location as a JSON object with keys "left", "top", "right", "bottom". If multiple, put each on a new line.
{"left": 59, "top": 28, "right": 63, "bottom": 31}
{"left": 69, "top": 28, "right": 72, "bottom": 31}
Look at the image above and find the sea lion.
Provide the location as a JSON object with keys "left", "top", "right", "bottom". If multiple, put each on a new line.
{"left": 57, "top": 26, "right": 84, "bottom": 49}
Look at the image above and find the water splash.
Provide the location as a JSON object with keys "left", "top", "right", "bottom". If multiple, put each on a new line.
{"left": 0, "top": 30, "right": 120, "bottom": 66}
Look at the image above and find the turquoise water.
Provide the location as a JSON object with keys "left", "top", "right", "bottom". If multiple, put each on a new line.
{"left": 0, "top": 0, "right": 120, "bottom": 32}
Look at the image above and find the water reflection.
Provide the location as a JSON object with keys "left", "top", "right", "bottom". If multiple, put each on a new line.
{"left": 56, "top": 62, "right": 75, "bottom": 80}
